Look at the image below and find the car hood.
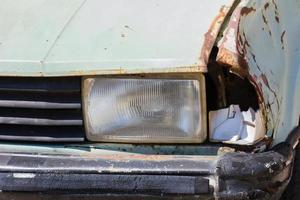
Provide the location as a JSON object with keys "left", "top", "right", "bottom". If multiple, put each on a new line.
{"left": 0, "top": 0, "right": 232, "bottom": 76}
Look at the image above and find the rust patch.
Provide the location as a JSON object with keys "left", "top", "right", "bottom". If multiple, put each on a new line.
{"left": 240, "top": 7, "right": 256, "bottom": 16}
{"left": 199, "top": 6, "right": 229, "bottom": 72}
{"left": 260, "top": 9, "right": 272, "bottom": 36}
{"left": 242, "top": 31, "right": 251, "bottom": 48}
{"left": 261, "top": 73, "right": 271, "bottom": 89}
{"left": 249, "top": 73, "right": 279, "bottom": 119}
{"left": 272, "top": 0, "right": 280, "bottom": 23}
{"left": 216, "top": 6, "right": 254, "bottom": 78}
{"left": 264, "top": 3, "right": 270, "bottom": 10}
{"left": 275, "top": 16, "right": 280, "bottom": 23}
{"left": 281, "top": 30, "right": 286, "bottom": 50}
{"left": 262, "top": 12, "right": 268, "bottom": 25}
{"left": 272, "top": 0, "right": 278, "bottom": 10}
{"left": 81, "top": 152, "right": 215, "bottom": 162}
{"left": 235, "top": 28, "right": 251, "bottom": 74}
{"left": 217, "top": 48, "right": 249, "bottom": 77}
{"left": 216, "top": 2, "right": 283, "bottom": 134}
{"left": 260, "top": 73, "right": 280, "bottom": 110}
{"left": 215, "top": 3, "right": 270, "bottom": 128}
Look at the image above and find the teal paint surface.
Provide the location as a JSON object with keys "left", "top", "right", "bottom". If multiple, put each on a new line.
{"left": 0, "top": 0, "right": 231, "bottom": 76}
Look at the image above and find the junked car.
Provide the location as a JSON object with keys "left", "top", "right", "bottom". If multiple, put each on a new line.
{"left": 0, "top": 0, "right": 299, "bottom": 199}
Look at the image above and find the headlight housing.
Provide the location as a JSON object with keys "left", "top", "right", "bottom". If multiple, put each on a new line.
{"left": 82, "top": 75, "right": 206, "bottom": 143}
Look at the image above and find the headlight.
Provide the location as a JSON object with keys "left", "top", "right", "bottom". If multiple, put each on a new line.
{"left": 82, "top": 75, "right": 206, "bottom": 143}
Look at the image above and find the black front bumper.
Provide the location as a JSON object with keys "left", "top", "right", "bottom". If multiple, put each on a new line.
{"left": 0, "top": 127, "right": 299, "bottom": 200}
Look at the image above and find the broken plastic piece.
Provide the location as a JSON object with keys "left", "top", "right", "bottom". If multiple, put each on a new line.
{"left": 209, "top": 105, "right": 265, "bottom": 145}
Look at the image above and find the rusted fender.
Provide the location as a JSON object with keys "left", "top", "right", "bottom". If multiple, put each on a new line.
{"left": 216, "top": 0, "right": 300, "bottom": 144}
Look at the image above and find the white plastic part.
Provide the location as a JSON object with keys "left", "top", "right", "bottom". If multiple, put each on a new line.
{"left": 209, "top": 105, "right": 265, "bottom": 145}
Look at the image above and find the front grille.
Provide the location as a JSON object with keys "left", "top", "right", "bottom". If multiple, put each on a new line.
{"left": 0, "top": 77, "right": 84, "bottom": 142}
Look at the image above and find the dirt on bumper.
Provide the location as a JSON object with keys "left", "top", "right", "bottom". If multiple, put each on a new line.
{"left": 0, "top": 128, "right": 299, "bottom": 200}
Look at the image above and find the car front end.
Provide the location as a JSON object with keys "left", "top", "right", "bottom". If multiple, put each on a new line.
{"left": 0, "top": 0, "right": 299, "bottom": 199}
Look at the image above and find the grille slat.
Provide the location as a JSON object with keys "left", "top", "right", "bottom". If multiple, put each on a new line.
{"left": 0, "top": 117, "right": 82, "bottom": 126}
{"left": 0, "top": 87, "right": 81, "bottom": 109}
{"left": 0, "top": 108, "right": 82, "bottom": 119}
{"left": 0, "top": 77, "right": 84, "bottom": 142}
{"left": 0, "top": 125, "right": 84, "bottom": 142}
{"left": 0, "top": 77, "right": 80, "bottom": 92}
{"left": 0, "top": 100, "right": 81, "bottom": 109}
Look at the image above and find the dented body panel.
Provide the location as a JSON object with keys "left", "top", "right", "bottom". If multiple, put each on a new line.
{"left": 0, "top": 0, "right": 232, "bottom": 76}
{"left": 216, "top": 0, "right": 300, "bottom": 144}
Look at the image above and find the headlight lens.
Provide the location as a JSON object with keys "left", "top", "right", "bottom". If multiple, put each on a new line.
{"left": 83, "top": 76, "right": 206, "bottom": 143}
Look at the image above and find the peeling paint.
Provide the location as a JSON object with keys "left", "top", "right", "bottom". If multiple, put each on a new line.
{"left": 216, "top": 4, "right": 251, "bottom": 77}
{"left": 199, "top": 4, "right": 233, "bottom": 72}
{"left": 215, "top": 0, "right": 300, "bottom": 145}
